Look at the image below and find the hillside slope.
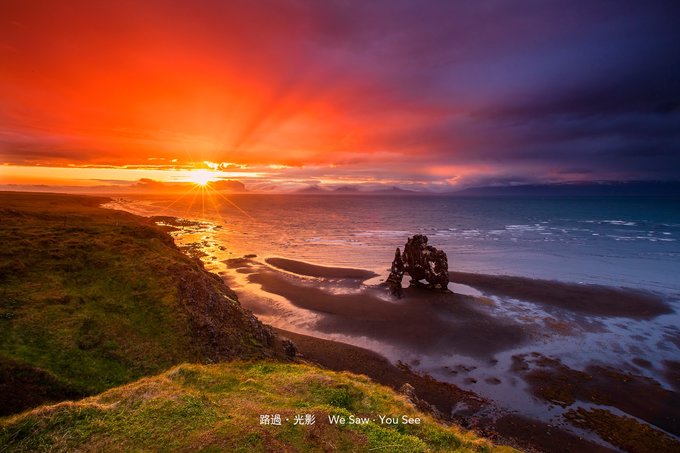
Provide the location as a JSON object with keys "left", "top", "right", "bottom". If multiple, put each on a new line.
{"left": 0, "top": 361, "right": 514, "bottom": 452}
{"left": 0, "top": 192, "right": 283, "bottom": 415}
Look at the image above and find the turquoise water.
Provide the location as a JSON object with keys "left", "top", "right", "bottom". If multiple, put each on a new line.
{"left": 120, "top": 194, "right": 680, "bottom": 295}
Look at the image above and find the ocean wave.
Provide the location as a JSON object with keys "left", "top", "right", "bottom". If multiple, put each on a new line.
{"left": 581, "top": 219, "right": 637, "bottom": 226}
{"left": 608, "top": 235, "right": 676, "bottom": 242}
{"left": 603, "top": 220, "right": 637, "bottom": 226}
{"left": 505, "top": 224, "right": 547, "bottom": 232}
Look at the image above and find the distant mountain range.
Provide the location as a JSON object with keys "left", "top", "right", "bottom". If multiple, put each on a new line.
{"left": 294, "top": 185, "right": 328, "bottom": 193}
{"left": 294, "top": 185, "right": 416, "bottom": 195}
{"left": 453, "top": 181, "right": 680, "bottom": 197}
{"left": 293, "top": 181, "right": 680, "bottom": 196}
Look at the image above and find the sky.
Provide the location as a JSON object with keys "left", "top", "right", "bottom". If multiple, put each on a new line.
{"left": 1, "top": 0, "right": 679, "bottom": 192}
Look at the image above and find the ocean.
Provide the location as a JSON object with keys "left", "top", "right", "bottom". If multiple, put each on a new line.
{"left": 112, "top": 194, "right": 680, "bottom": 295}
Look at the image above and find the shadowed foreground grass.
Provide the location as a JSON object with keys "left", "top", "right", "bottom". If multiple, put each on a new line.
{"left": 0, "top": 361, "right": 515, "bottom": 452}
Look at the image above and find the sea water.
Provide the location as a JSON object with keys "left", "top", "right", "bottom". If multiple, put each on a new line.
{"left": 116, "top": 194, "right": 680, "bottom": 295}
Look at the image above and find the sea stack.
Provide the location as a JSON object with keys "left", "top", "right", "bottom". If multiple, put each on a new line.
{"left": 387, "top": 235, "right": 449, "bottom": 297}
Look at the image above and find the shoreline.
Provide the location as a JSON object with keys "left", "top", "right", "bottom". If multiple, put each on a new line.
{"left": 102, "top": 193, "right": 680, "bottom": 296}
{"left": 273, "top": 327, "right": 615, "bottom": 453}
{"left": 235, "top": 255, "right": 680, "bottom": 452}
{"left": 104, "top": 199, "right": 680, "bottom": 452}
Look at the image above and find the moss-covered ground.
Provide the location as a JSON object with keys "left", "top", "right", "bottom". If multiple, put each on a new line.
{"left": 0, "top": 361, "right": 514, "bottom": 452}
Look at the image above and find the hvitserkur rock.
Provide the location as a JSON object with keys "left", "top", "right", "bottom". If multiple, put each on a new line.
{"left": 386, "top": 235, "right": 449, "bottom": 297}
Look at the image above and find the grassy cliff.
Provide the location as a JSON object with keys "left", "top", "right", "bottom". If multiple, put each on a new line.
{"left": 0, "top": 361, "right": 512, "bottom": 452}
{"left": 0, "top": 192, "right": 281, "bottom": 415}
{"left": 0, "top": 192, "right": 511, "bottom": 452}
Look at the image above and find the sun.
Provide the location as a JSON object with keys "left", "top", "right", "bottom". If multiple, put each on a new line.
{"left": 186, "top": 169, "right": 218, "bottom": 186}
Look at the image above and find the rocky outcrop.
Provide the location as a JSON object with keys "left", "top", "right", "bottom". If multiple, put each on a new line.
{"left": 173, "top": 254, "right": 296, "bottom": 362}
{"left": 399, "top": 383, "right": 445, "bottom": 421}
{"left": 385, "top": 248, "right": 406, "bottom": 296}
{"left": 387, "top": 235, "right": 449, "bottom": 297}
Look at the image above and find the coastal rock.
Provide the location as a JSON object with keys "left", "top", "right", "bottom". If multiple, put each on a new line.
{"left": 386, "top": 247, "right": 405, "bottom": 297}
{"left": 399, "top": 382, "right": 417, "bottom": 400}
{"left": 399, "top": 382, "right": 444, "bottom": 420}
{"left": 176, "top": 265, "right": 278, "bottom": 361}
{"left": 387, "top": 235, "right": 449, "bottom": 297}
{"left": 282, "top": 339, "right": 298, "bottom": 359}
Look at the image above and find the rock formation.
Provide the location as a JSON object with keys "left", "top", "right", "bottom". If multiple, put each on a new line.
{"left": 386, "top": 234, "right": 449, "bottom": 297}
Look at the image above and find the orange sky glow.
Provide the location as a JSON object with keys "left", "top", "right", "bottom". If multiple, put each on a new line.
{"left": 2, "top": 1, "right": 677, "bottom": 192}
{"left": 0, "top": 1, "right": 534, "bottom": 192}
{"left": 1, "top": 1, "right": 419, "bottom": 191}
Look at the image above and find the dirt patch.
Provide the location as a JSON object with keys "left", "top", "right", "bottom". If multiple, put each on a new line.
{"left": 511, "top": 353, "right": 589, "bottom": 406}
{"left": 224, "top": 257, "right": 256, "bottom": 269}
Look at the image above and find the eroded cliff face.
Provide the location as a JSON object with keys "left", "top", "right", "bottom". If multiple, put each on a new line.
{"left": 174, "top": 257, "right": 281, "bottom": 361}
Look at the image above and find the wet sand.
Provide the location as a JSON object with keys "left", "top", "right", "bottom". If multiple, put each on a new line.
{"left": 114, "top": 195, "right": 680, "bottom": 451}
{"left": 247, "top": 267, "right": 528, "bottom": 357}
{"left": 222, "top": 254, "right": 680, "bottom": 452}
{"left": 665, "top": 360, "right": 680, "bottom": 392}
{"left": 512, "top": 353, "right": 680, "bottom": 436}
{"left": 266, "top": 257, "right": 377, "bottom": 279}
{"left": 449, "top": 271, "right": 671, "bottom": 319}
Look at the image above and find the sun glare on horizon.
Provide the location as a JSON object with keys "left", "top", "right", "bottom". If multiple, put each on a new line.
{"left": 186, "top": 169, "right": 218, "bottom": 186}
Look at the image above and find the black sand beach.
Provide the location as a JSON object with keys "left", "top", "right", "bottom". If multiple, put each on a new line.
{"left": 449, "top": 271, "right": 672, "bottom": 319}
{"left": 273, "top": 327, "right": 617, "bottom": 453}
{"left": 231, "top": 258, "right": 530, "bottom": 357}
{"left": 220, "top": 253, "right": 680, "bottom": 453}
{"left": 266, "top": 257, "right": 378, "bottom": 279}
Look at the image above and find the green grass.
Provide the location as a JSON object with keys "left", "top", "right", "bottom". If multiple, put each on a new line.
{"left": 0, "top": 192, "right": 271, "bottom": 411}
{"left": 0, "top": 361, "right": 515, "bottom": 452}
